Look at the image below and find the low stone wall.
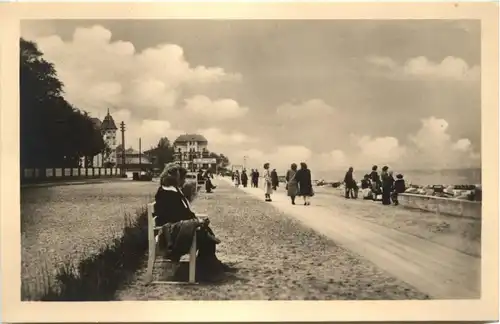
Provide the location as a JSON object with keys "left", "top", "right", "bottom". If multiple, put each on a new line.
{"left": 21, "top": 167, "right": 122, "bottom": 184}
{"left": 399, "top": 193, "right": 481, "bottom": 219}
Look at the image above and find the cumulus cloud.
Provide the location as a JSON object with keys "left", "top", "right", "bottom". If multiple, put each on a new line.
{"left": 351, "top": 135, "right": 407, "bottom": 166}
{"left": 183, "top": 95, "right": 249, "bottom": 120}
{"left": 342, "top": 116, "right": 480, "bottom": 170}
{"left": 198, "top": 127, "right": 258, "bottom": 147}
{"left": 28, "top": 25, "right": 243, "bottom": 149}
{"left": 231, "top": 116, "right": 479, "bottom": 174}
{"left": 367, "top": 55, "right": 480, "bottom": 81}
{"left": 314, "top": 150, "right": 349, "bottom": 171}
{"left": 406, "top": 116, "right": 480, "bottom": 169}
{"left": 110, "top": 109, "right": 184, "bottom": 150}
{"left": 276, "top": 99, "right": 335, "bottom": 121}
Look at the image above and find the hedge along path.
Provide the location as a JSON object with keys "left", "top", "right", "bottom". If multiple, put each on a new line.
{"left": 21, "top": 180, "right": 160, "bottom": 300}
{"left": 117, "top": 180, "right": 428, "bottom": 300}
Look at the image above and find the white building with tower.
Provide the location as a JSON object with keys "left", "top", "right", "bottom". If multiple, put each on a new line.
{"left": 89, "top": 109, "right": 119, "bottom": 167}
{"left": 173, "top": 134, "right": 217, "bottom": 171}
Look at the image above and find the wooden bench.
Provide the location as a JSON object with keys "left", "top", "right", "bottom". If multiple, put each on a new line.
{"left": 145, "top": 201, "right": 208, "bottom": 285}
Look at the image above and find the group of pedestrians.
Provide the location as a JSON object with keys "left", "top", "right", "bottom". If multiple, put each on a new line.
{"left": 343, "top": 165, "right": 406, "bottom": 206}
{"left": 284, "top": 162, "right": 314, "bottom": 205}
{"left": 231, "top": 169, "right": 264, "bottom": 188}
{"left": 230, "top": 162, "right": 314, "bottom": 205}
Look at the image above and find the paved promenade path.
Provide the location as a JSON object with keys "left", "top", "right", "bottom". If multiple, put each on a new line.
{"left": 223, "top": 177, "right": 480, "bottom": 299}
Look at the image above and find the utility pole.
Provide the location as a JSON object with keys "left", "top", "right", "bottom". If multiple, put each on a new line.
{"left": 243, "top": 155, "right": 248, "bottom": 170}
{"left": 139, "top": 137, "right": 142, "bottom": 171}
{"left": 120, "top": 122, "right": 126, "bottom": 175}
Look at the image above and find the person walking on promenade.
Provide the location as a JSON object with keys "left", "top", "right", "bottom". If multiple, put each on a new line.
{"left": 295, "top": 162, "right": 313, "bottom": 205}
{"left": 249, "top": 169, "right": 255, "bottom": 187}
{"left": 263, "top": 163, "right": 273, "bottom": 202}
{"left": 343, "top": 167, "right": 357, "bottom": 199}
{"left": 380, "top": 166, "right": 393, "bottom": 205}
{"left": 285, "top": 163, "right": 299, "bottom": 205}
{"left": 271, "top": 168, "right": 279, "bottom": 190}
{"left": 233, "top": 170, "right": 241, "bottom": 187}
{"left": 241, "top": 169, "right": 248, "bottom": 188}
{"left": 254, "top": 169, "right": 260, "bottom": 188}
{"left": 370, "top": 165, "right": 381, "bottom": 201}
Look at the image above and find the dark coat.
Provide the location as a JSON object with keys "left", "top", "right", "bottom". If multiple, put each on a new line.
{"left": 370, "top": 171, "right": 381, "bottom": 185}
{"left": 241, "top": 172, "right": 248, "bottom": 184}
{"left": 394, "top": 179, "right": 406, "bottom": 193}
{"left": 381, "top": 172, "right": 394, "bottom": 190}
{"left": 154, "top": 185, "right": 217, "bottom": 261}
{"left": 271, "top": 170, "right": 279, "bottom": 187}
{"left": 296, "top": 168, "right": 313, "bottom": 196}
{"left": 344, "top": 171, "right": 356, "bottom": 188}
{"left": 154, "top": 186, "right": 196, "bottom": 226}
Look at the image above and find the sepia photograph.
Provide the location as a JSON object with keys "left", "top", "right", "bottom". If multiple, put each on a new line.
{"left": 1, "top": 2, "right": 498, "bottom": 323}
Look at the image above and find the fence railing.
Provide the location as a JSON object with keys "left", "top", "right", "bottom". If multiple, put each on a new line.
{"left": 21, "top": 167, "right": 122, "bottom": 183}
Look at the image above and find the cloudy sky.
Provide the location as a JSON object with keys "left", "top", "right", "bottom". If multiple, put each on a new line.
{"left": 21, "top": 19, "right": 481, "bottom": 172}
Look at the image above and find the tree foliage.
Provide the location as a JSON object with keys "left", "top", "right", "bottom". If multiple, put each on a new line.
{"left": 206, "top": 151, "right": 230, "bottom": 173}
{"left": 20, "top": 38, "right": 105, "bottom": 168}
{"left": 145, "top": 137, "right": 175, "bottom": 169}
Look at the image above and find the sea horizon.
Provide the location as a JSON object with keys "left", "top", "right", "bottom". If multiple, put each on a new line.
{"left": 311, "top": 167, "right": 482, "bottom": 186}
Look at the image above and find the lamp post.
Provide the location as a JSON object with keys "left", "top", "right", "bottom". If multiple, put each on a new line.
{"left": 243, "top": 155, "right": 248, "bottom": 170}
{"left": 139, "top": 137, "right": 142, "bottom": 171}
{"left": 120, "top": 122, "right": 126, "bottom": 175}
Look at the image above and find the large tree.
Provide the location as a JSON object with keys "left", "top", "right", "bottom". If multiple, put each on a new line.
{"left": 20, "top": 38, "right": 105, "bottom": 169}
{"left": 145, "top": 137, "right": 175, "bottom": 169}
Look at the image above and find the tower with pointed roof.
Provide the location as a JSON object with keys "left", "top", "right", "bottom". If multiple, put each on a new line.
{"left": 101, "top": 109, "right": 118, "bottom": 165}
{"left": 91, "top": 109, "right": 118, "bottom": 167}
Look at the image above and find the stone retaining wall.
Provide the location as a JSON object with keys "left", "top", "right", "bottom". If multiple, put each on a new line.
{"left": 399, "top": 193, "right": 481, "bottom": 219}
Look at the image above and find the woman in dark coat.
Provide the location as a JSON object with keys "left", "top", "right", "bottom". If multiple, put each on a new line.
{"left": 241, "top": 169, "right": 248, "bottom": 188}
{"left": 380, "top": 166, "right": 393, "bottom": 205}
{"left": 295, "top": 162, "right": 313, "bottom": 205}
{"left": 155, "top": 163, "right": 234, "bottom": 281}
{"left": 271, "top": 169, "right": 279, "bottom": 190}
{"left": 370, "top": 165, "right": 381, "bottom": 201}
{"left": 253, "top": 169, "right": 260, "bottom": 188}
{"left": 343, "top": 167, "right": 357, "bottom": 199}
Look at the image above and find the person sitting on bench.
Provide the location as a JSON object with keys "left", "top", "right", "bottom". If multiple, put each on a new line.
{"left": 154, "top": 163, "right": 235, "bottom": 281}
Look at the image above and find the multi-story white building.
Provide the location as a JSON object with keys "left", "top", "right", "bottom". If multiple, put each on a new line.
{"left": 173, "top": 134, "right": 216, "bottom": 171}
{"left": 89, "top": 109, "right": 118, "bottom": 167}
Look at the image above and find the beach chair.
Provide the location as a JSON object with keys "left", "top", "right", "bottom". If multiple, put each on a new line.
{"left": 145, "top": 201, "right": 207, "bottom": 285}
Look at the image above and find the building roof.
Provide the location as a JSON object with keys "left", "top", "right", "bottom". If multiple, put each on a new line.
{"left": 101, "top": 109, "right": 118, "bottom": 130}
{"left": 174, "top": 134, "right": 208, "bottom": 144}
